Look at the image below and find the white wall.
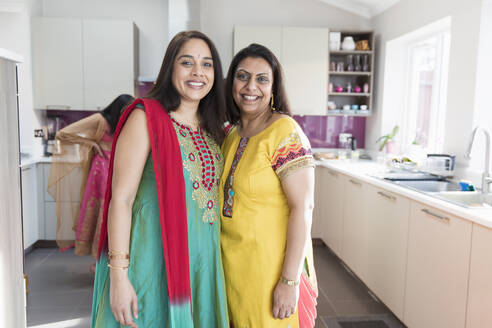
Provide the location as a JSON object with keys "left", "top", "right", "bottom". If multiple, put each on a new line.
{"left": 200, "top": 0, "right": 371, "bottom": 73}
{"left": 368, "top": 0, "right": 483, "bottom": 168}
{"left": 169, "top": 0, "right": 200, "bottom": 42}
{"left": 41, "top": 0, "right": 169, "bottom": 80}
{"left": 0, "top": 0, "right": 44, "bottom": 156}
{"left": 467, "top": 0, "right": 492, "bottom": 177}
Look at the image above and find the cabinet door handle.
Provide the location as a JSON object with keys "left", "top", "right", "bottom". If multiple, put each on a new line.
{"left": 377, "top": 191, "right": 396, "bottom": 202}
{"left": 328, "top": 170, "right": 338, "bottom": 177}
{"left": 421, "top": 208, "right": 450, "bottom": 222}
{"left": 349, "top": 179, "right": 361, "bottom": 186}
{"left": 46, "top": 105, "right": 71, "bottom": 110}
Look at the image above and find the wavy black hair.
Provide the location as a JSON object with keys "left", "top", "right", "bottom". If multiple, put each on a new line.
{"left": 225, "top": 43, "right": 291, "bottom": 125}
{"left": 146, "top": 31, "right": 226, "bottom": 143}
{"left": 101, "top": 94, "right": 135, "bottom": 133}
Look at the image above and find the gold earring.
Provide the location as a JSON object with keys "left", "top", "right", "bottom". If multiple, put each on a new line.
{"left": 270, "top": 95, "right": 276, "bottom": 112}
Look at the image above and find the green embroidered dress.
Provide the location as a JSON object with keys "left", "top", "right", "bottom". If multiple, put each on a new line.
{"left": 91, "top": 116, "right": 229, "bottom": 327}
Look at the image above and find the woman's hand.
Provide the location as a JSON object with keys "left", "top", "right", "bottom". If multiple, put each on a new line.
{"left": 110, "top": 271, "right": 139, "bottom": 328}
{"left": 272, "top": 280, "right": 299, "bottom": 319}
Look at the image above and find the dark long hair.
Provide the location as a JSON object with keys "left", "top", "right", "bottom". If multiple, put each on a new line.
{"left": 225, "top": 43, "right": 292, "bottom": 125}
{"left": 101, "top": 94, "right": 135, "bottom": 133}
{"left": 146, "top": 31, "right": 226, "bottom": 143}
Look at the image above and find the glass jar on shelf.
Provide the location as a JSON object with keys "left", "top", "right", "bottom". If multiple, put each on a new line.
{"left": 362, "top": 54, "right": 370, "bottom": 72}
{"left": 354, "top": 55, "right": 362, "bottom": 71}
{"left": 346, "top": 54, "right": 354, "bottom": 72}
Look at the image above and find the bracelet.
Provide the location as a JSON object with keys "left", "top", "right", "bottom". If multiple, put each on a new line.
{"left": 279, "top": 276, "right": 299, "bottom": 286}
{"left": 109, "top": 254, "right": 130, "bottom": 260}
{"left": 109, "top": 249, "right": 129, "bottom": 256}
{"left": 107, "top": 263, "right": 129, "bottom": 270}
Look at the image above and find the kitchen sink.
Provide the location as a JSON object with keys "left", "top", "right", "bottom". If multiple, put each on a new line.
{"left": 432, "top": 192, "right": 492, "bottom": 208}
{"left": 392, "top": 180, "right": 462, "bottom": 192}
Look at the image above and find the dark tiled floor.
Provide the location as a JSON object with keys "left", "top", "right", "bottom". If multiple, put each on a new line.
{"left": 25, "top": 244, "right": 405, "bottom": 327}
{"left": 25, "top": 248, "right": 94, "bottom": 328}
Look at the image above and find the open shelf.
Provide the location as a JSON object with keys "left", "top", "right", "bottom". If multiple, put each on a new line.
{"left": 329, "top": 92, "right": 371, "bottom": 97}
{"left": 326, "top": 110, "right": 372, "bottom": 116}
{"left": 329, "top": 71, "right": 372, "bottom": 76}
{"left": 330, "top": 50, "right": 373, "bottom": 55}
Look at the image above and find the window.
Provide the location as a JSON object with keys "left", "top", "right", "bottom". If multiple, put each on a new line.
{"left": 380, "top": 17, "right": 451, "bottom": 155}
{"left": 403, "top": 31, "right": 450, "bottom": 153}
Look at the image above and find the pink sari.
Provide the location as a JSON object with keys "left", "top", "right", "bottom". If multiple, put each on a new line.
{"left": 74, "top": 132, "right": 112, "bottom": 257}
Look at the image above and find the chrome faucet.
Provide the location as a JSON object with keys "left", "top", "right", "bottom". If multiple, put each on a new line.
{"left": 465, "top": 126, "right": 492, "bottom": 194}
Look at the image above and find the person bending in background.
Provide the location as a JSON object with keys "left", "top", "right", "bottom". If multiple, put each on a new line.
{"left": 220, "top": 43, "right": 318, "bottom": 327}
{"left": 48, "top": 94, "right": 134, "bottom": 273}
{"left": 91, "top": 31, "right": 229, "bottom": 328}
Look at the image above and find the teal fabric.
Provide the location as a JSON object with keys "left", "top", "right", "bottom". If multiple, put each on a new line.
{"left": 91, "top": 154, "right": 229, "bottom": 327}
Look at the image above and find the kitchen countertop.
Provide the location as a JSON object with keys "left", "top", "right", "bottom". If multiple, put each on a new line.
{"left": 316, "top": 159, "right": 492, "bottom": 229}
{"left": 20, "top": 155, "right": 82, "bottom": 168}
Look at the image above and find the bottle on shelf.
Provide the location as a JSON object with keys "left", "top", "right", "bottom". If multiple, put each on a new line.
{"left": 346, "top": 82, "right": 352, "bottom": 93}
{"left": 362, "top": 54, "right": 369, "bottom": 72}
{"left": 354, "top": 55, "right": 362, "bottom": 71}
{"left": 346, "top": 55, "right": 354, "bottom": 72}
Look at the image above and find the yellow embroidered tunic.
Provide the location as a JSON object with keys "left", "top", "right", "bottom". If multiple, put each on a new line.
{"left": 220, "top": 117, "right": 316, "bottom": 327}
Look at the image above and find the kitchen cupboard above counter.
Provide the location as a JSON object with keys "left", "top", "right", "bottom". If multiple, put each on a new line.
{"left": 315, "top": 159, "right": 492, "bottom": 229}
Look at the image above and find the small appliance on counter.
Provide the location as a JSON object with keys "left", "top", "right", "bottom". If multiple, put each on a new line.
{"left": 424, "top": 154, "right": 456, "bottom": 177}
{"left": 43, "top": 115, "right": 64, "bottom": 156}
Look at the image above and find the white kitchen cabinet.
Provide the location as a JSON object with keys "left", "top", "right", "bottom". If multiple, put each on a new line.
{"left": 365, "top": 185, "right": 410, "bottom": 320}
{"left": 42, "top": 162, "right": 83, "bottom": 203}
{"left": 404, "top": 201, "right": 472, "bottom": 328}
{"left": 21, "top": 165, "right": 39, "bottom": 249}
{"left": 40, "top": 162, "right": 81, "bottom": 241}
{"left": 281, "top": 27, "right": 328, "bottom": 115}
{"left": 466, "top": 223, "right": 492, "bottom": 328}
{"left": 44, "top": 201, "right": 57, "bottom": 240}
{"left": 320, "top": 167, "right": 344, "bottom": 256}
{"left": 32, "top": 17, "right": 84, "bottom": 109}
{"left": 341, "top": 176, "right": 368, "bottom": 280}
{"left": 233, "top": 26, "right": 282, "bottom": 59}
{"left": 32, "top": 17, "right": 136, "bottom": 110}
{"left": 83, "top": 19, "right": 136, "bottom": 109}
{"left": 312, "top": 166, "right": 324, "bottom": 239}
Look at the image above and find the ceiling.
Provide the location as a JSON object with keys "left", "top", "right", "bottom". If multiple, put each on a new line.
{"left": 319, "top": 0, "right": 401, "bottom": 18}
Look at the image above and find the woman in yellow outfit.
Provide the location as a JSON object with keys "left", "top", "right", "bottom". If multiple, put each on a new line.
{"left": 220, "top": 43, "right": 318, "bottom": 327}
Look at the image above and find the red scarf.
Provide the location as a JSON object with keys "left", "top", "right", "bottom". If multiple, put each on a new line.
{"left": 97, "top": 98, "right": 191, "bottom": 306}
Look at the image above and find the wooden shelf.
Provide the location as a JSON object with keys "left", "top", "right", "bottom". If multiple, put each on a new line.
{"left": 330, "top": 50, "right": 373, "bottom": 55}
{"left": 329, "top": 92, "right": 371, "bottom": 97}
{"left": 329, "top": 71, "right": 372, "bottom": 76}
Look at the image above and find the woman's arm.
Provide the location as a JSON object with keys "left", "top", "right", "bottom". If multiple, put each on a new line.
{"left": 273, "top": 167, "right": 315, "bottom": 320}
{"left": 107, "top": 109, "right": 150, "bottom": 328}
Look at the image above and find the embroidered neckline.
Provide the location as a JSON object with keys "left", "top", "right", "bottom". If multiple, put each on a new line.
{"left": 170, "top": 116, "right": 202, "bottom": 132}
{"left": 222, "top": 137, "right": 249, "bottom": 218}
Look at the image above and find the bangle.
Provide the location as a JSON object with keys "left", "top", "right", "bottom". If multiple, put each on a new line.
{"left": 279, "top": 276, "right": 299, "bottom": 286}
{"left": 108, "top": 250, "right": 130, "bottom": 260}
{"left": 109, "top": 254, "right": 130, "bottom": 260}
{"left": 107, "top": 263, "right": 129, "bottom": 270}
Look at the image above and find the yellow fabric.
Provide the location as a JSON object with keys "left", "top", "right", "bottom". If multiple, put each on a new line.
{"left": 220, "top": 116, "right": 316, "bottom": 327}
{"left": 48, "top": 113, "right": 109, "bottom": 248}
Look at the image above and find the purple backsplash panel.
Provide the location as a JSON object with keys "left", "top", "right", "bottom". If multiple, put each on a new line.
{"left": 293, "top": 115, "right": 366, "bottom": 148}
{"left": 137, "top": 81, "right": 155, "bottom": 98}
{"left": 46, "top": 110, "right": 98, "bottom": 128}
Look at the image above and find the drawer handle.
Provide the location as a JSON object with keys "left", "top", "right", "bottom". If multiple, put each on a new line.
{"left": 328, "top": 170, "right": 338, "bottom": 177}
{"left": 46, "top": 105, "right": 71, "bottom": 110}
{"left": 421, "top": 208, "right": 449, "bottom": 222}
{"left": 349, "top": 179, "right": 361, "bottom": 186}
{"left": 377, "top": 191, "right": 396, "bottom": 201}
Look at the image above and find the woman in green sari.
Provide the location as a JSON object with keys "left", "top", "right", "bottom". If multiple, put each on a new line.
{"left": 91, "top": 31, "right": 229, "bottom": 328}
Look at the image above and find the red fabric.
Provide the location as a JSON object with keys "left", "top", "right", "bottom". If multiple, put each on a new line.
{"left": 97, "top": 98, "right": 192, "bottom": 306}
{"left": 298, "top": 274, "right": 318, "bottom": 328}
